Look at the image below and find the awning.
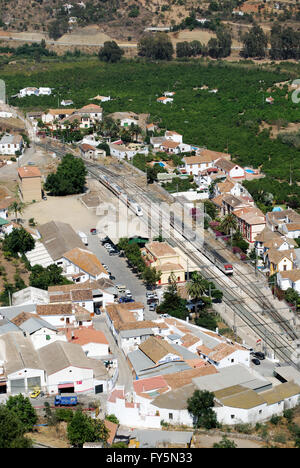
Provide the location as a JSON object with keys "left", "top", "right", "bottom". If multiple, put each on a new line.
{"left": 58, "top": 383, "right": 74, "bottom": 389}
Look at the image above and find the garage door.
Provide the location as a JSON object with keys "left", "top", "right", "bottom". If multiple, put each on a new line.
{"left": 27, "top": 377, "right": 41, "bottom": 390}
{"left": 95, "top": 384, "right": 103, "bottom": 394}
{"left": 10, "top": 379, "right": 25, "bottom": 394}
{"left": 58, "top": 383, "right": 74, "bottom": 394}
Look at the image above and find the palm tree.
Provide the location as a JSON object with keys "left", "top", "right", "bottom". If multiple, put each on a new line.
{"left": 8, "top": 201, "right": 24, "bottom": 222}
{"left": 186, "top": 272, "right": 208, "bottom": 318}
{"left": 219, "top": 214, "right": 237, "bottom": 237}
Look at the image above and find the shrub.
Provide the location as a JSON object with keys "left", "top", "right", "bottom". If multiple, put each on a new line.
{"left": 270, "top": 415, "right": 282, "bottom": 426}
{"left": 234, "top": 423, "right": 252, "bottom": 434}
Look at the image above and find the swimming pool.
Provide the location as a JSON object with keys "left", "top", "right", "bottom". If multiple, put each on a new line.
{"left": 158, "top": 162, "right": 165, "bottom": 167}
{"left": 245, "top": 169, "right": 254, "bottom": 174}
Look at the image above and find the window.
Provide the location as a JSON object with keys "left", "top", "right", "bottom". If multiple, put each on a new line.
{"left": 259, "top": 410, "right": 262, "bottom": 414}
{"left": 169, "top": 413, "right": 173, "bottom": 420}
{"left": 231, "top": 415, "right": 235, "bottom": 419}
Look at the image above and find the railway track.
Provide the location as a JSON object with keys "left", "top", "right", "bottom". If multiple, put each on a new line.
{"left": 36, "top": 142, "right": 299, "bottom": 366}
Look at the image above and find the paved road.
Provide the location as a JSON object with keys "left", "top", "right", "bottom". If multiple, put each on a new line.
{"left": 93, "top": 316, "right": 133, "bottom": 394}
{"left": 87, "top": 234, "right": 159, "bottom": 321}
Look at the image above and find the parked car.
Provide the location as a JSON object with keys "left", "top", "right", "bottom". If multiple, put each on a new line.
{"left": 109, "top": 250, "right": 119, "bottom": 256}
{"left": 149, "top": 303, "right": 157, "bottom": 311}
{"left": 119, "top": 297, "right": 134, "bottom": 303}
{"left": 117, "top": 285, "right": 126, "bottom": 293}
{"left": 90, "top": 228, "right": 97, "bottom": 235}
{"left": 253, "top": 352, "right": 265, "bottom": 360}
{"left": 147, "top": 297, "right": 158, "bottom": 305}
{"left": 29, "top": 387, "right": 41, "bottom": 399}
{"left": 109, "top": 275, "right": 116, "bottom": 281}
{"left": 252, "top": 358, "right": 261, "bottom": 366}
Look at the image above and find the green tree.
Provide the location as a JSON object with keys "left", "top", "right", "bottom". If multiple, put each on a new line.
{"left": 67, "top": 410, "right": 109, "bottom": 448}
{"left": 3, "top": 228, "right": 35, "bottom": 255}
{"left": 138, "top": 33, "right": 174, "bottom": 60}
{"left": 157, "top": 273, "right": 188, "bottom": 319}
{"left": 187, "top": 389, "right": 218, "bottom": 429}
{"left": 213, "top": 435, "right": 237, "bottom": 448}
{"left": 29, "top": 264, "right": 72, "bottom": 290}
{"left": 8, "top": 201, "right": 24, "bottom": 222}
{"left": 242, "top": 24, "right": 268, "bottom": 58}
{"left": 0, "top": 405, "right": 32, "bottom": 448}
{"left": 105, "top": 414, "right": 119, "bottom": 424}
{"left": 142, "top": 266, "right": 162, "bottom": 289}
{"left": 219, "top": 214, "right": 237, "bottom": 236}
{"left": 98, "top": 41, "right": 124, "bottom": 63}
{"left": 44, "top": 153, "right": 87, "bottom": 196}
{"left": 6, "top": 394, "right": 38, "bottom": 432}
{"left": 186, "top": 272, "right": 208, "bottom": 318}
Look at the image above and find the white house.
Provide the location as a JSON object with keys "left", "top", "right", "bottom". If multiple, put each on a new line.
{"left": 76, "top": 104, "right": 103, "bottom": 122}
{"left": 214, "top": 382, "right": 300, "bottom": 425}
{"left": 0, "top": 110, "right": 13, "bottom": 118}
{"left": 62, "top": 247, "right": 110, "bottom": 283}
{"left": 38, "top": 87, "right": 52, "bottom": 96}
{"left": 0, "top": 134, "right": 23, "bottom": 155}
{"left": 0, "top": 331, "right": 46, "bottom": 395}
{"left": 39, "top": 340, "right": 109, "bottom": 395}
{"left": 197, "top": 342, "right": 250, "bottom": 369}
{"left": 109, "top": 142, "right": 149, "bottom": 160}
{"left": 12, "top": 287, "right": 49, "bottom": 306}
{"left": 157, "top": 97, "right": 173, "bottom": 104}
{"left": 277, "top": 270, "right": 300, "bottom": 293}
{"left": 19, "top": 87, "right": 39, "bottom": 98}
{"left": 65, "top": 327, "right": 110, "bottom": 358}
{"left": 61, "top": 100, "right": 74, "bottom": 106}
{"left": 215, "top": 158, "right": 245, "bottom": 179}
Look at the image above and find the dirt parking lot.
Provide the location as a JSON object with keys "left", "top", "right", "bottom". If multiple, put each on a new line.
{"left": 23, "top": 193, "right": 99, "bottom": 232}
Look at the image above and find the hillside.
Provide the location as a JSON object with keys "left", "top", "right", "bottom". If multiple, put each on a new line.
{"left": 0, "top": 0, "right": 200, "bottom": 42}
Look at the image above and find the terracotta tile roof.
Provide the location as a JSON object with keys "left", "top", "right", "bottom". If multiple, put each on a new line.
{"left": 133, "top": 376, "right": 169, "bottom": 394}
{"left": 164, "top": 365, "right": 218, "bottom": 389}
{"left": 211, "top": 194, "right": 224, "bottom": 207}
{"left": 197, "top": 345, "right": 213, "bottom": 355}
{"left": 63, "top": 248, "right": 108, "bottom": 277}
{"left": 267, "top": 248, "right": 296, "bottom": 265}
{"left": 216, "top": 158, "right": 243, "bottom": 173}
{"left": 139, "top": 336, "right": 182, "bottom": 364}
{"left": 159, "top": 262, "right": 184, "bottom": 272}
{"left": 49, "top": 293, "right": 71, "bottom": 303}
{"left": 71, "top": 289, "right": 93, "bottom": 302}
{"left": 0, "top": 195, "right": 15, "bottom": 210}
{"left": 78, "top": 104, "right": 103, "bottom": 113}
{"left": 48, "top": 108, "right": 76, "bottom": 116}
{"left": 145, "top": 241, "right": 177, "bottom": 258}
{"left": 80, "top": 143, "right": 96, "bottom": 152}
{"left": 36, "top": 303, "right": 73, "bottom": 316}
{"left": 180, "top": 333, "right": 201, "bottom": 348}
{"left": 278, "top": 270, "right": 300, "bottom": 282}
{"left": 65, "top": 326, "right": 108, "bottom": 345}
{"left": 105, "top": 419, "right": 118, "bottom": 445}
{"left": 285, "top": 223, "right": 300, "bottom": 232}
{"left": 73, "top": 304, "right": 92, "bottom": 321}
{"left": 160, "top": 140, "right": 179, "bottom": 149}
{"left": 108, "top": 388, "right": 124, "bottom": 403}
{"left": 185, "top": 359, "right": 208, "bottom": 368}
{"left": 10, "top": 312, "right": 37, "bottom": 326}
{"left": 18, "top": 166, "right": 41, "bottom": 178}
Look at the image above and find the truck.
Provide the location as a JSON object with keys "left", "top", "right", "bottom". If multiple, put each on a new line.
{"left": 77, "top": 231, "right": 88, "bottom": 246}
{"left": 54, "top": 394, "right": 78, "bottom": 407}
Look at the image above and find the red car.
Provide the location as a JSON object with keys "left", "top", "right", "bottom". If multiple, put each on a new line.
{"left": 90, "top": 228, "right": 97, "bottom": 235}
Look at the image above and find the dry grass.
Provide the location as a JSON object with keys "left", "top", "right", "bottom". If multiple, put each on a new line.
{"left": 27, "top": 423, "right": 70, "bottom": 448}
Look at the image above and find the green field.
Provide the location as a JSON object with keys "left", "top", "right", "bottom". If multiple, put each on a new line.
{"left": 1, "top": 57, "right": 300, "bottom": 199}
